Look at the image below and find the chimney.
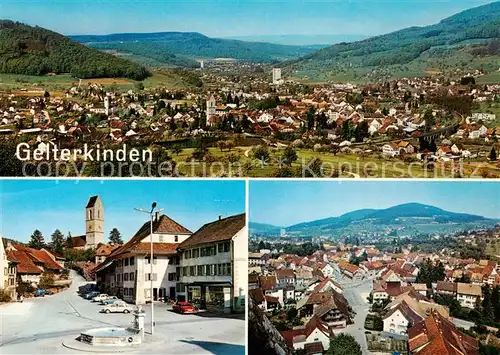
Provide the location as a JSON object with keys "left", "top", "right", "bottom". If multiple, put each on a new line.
{"left": 155, "top": 211, "right": 160, "bottom": 222}
{"left": 219, "top": 215, "right": 222, "bottom": 220}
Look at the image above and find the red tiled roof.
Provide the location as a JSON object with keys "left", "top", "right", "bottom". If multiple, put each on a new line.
{"left": 436, "top": 281, "right": 456, "bottom": 293}
{"left": 276, "top": 268, "right": 295, "bottom": 279}
{"left": 12, "top": 244, "right": 62, "bottom": 271}
{"left": 408, "top": 312, "right": 478, "bottom": 355}
{"left": 95, "top": 244, "right": 121, "bottom": 256}
{"left": 7, "top": 250, "right": 42, "bottom": 274}
{"left": 249, "top": 288, "right": 265, "bottom": 303}
{"left": 338, "top": 260, "right": 359, "bottom": 274}
{"left": 258, "top": 275, "right": 277, "bottom": 291}
{"left": 71, "top": 235, "right": 87, "bottom": 248}
{"left": 29, "top": 249, "right": 63, "bottom": 270}
{"left": 384, "top": 300, "right": 423, "bottom": 325}
{"left": 281, "top": 316, "right": 330, "bottom": 348}
{"left": 108, "top": 214, "right": 191, "bottom": 259}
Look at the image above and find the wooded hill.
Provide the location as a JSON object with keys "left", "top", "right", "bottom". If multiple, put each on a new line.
{"left": 0, "top": 20, "right": 150, "bottom": 80}
{"left": 285, "top": 1, "right": 500, "bottom": 81}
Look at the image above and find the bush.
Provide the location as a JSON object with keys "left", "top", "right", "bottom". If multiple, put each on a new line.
{"left": 39, "top": 273, "right": 55, "bottom": 288}
{"left": 364, "top": 314, "right": 383, "bottom": 331}
{"left": 0, "top": 289, "right": 12, "bottom": 302}
{"left": 17, "top": 280, "right": 35, "bottom": 296}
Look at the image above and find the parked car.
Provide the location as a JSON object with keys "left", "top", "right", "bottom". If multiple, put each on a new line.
{"left": 172, "top": 301, "right": 196, "bottom": 314}
{"left": 44, "top": 289, "right": 54, "bottom": 295}
{"left": 92, "top": 294, "right": 110, "bottom": 302}
{"left": 100, "top": 296, "right": 119, "bottom": 305}
{"left": 100, "top": 301, "right": 133, "bottom": 314}
{"left": 34, "top": 289, "right": 45, "bottom": 297}
{"left": 84, "top": 291, "right": 100, "bottom": 300}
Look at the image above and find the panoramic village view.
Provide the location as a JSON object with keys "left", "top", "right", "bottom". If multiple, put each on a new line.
{"left": 0, "top": 180, "right": 246, "bottom": 354}
{"left": 248, "top": 181, "right": 500, "bottom": 354}
{"left": 0, "top": 1, "right": 499, "bottom": 177}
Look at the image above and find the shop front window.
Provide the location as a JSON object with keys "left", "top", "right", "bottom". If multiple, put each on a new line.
{"left": 206, "top": 286, "right": 225, "bottom": 309}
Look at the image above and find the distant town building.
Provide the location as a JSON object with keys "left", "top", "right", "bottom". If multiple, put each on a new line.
{"left": 272, "top": 68, "right": 283, "bottom": 85}
{"left": 206, "top": 95, "right": 216, "bottom": 125}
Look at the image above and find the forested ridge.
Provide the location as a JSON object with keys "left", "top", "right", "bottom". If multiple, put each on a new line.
{"left": 70, "top": 31, "right": 319, "bottom": 64}
{"left": 0, "top": 20, "right": 150, "bottom": 80}
{"left": 286, "top": 1, "right": 500, "bottom": 72}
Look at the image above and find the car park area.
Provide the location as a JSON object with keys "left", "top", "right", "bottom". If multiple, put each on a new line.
{"left": 0, "top": 271, "right": 245, "bottom": 354}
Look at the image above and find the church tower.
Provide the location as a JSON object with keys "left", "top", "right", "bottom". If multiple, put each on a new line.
{"left": 85, "top": 195, "right": 104, "bottom": 249}
{"left": 206, "top": 95, "right": 216, "bottom": 126}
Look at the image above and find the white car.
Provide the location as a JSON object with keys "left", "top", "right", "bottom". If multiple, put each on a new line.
{"left": 100, "top": 301, "right": 133, "bottom": 314}
{"left": 92, "top": 294, "right": 110, "bottom": 302}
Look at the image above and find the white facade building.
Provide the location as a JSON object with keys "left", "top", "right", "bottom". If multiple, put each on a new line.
{"left": 272, "top": 68, "right": 283, "bottom": 85}
{"left": 95, "top": 213, "right": 192, "bottom": 304}
{"left": 178, "top": 214, "right": 247, "bottom": 313}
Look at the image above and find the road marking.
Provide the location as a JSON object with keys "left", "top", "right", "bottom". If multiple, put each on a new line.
{"left": 66, "top": 300, "right": 81, "bottom": 317}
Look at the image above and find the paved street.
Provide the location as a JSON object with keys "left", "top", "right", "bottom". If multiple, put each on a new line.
{"left": 0, "top": 271, "right": 244, "bottom": 354}
{"left": 333, "top": 277, "right": 373, "bottom": 354}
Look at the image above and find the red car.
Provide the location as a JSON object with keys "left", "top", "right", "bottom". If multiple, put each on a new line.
{"left": 172, "top": 301, "right": 196, "bottom": 314}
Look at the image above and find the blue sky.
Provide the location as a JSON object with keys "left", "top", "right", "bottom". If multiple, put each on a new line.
{"left": 0, "top": 0, "right": 494, "bottom": 37}
{"left": 250, "top": 181, "right": 500, "bottom": 226}
{"left": 0, "top": 179, "right": 245, "bottom": 243}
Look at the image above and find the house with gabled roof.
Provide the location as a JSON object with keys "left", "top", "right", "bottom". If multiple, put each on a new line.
{"left": 281, "top": 316, "right": 333, "bottom": 352}
{"left": 456, "top": 283, "right": 482, "bottom": 309}
{"left": 307, "top": 277, "right": 344, "bottom": 295}
{"left": 178, "top": 213, "right": 247, "bottom": 313}
{"left": 408, "top": 312, "right": 478, "bottom": 354}
{"left": 383, "top": 300, "right": 424, "bottom": 335}
{"left": 95, "top": 212, "right": 192, "bottom": 304}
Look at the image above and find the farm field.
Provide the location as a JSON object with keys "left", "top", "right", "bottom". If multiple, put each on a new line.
{"left": 162, "top": 145, "right": 500, "bottom": 178}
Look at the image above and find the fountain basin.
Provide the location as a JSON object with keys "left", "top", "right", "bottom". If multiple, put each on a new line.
{"left": 80, "top": 327, "right": 141, "bottom": 346}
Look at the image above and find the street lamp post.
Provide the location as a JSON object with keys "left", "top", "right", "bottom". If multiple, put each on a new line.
{"left": 135, "top": 202, "right": 162, "bottom": 335}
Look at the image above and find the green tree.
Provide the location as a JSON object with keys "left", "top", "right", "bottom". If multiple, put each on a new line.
{"left": 354, "top": 120, "right": 369, "bottom": 142}
{"left": 282, "top": 146, "right": 298, "bottom": 166}
{"left": 28, "top": 229, "right": 46, "bottom": 250}
{"left": 416, "top": 259, "right": 445, "bottom": 288}
{"left": 481, "top": 285, "right": 494, "bottom": 321}
{"left": 134, "top": 82, "right": 145, "bottom": 91}
{"left": 302, "top": 157, "right": 323, "bottom": 178}
{"left": 65, "top": 232, "right": 74, "bottom": 249}
{"left": 489, "top": 147, "right": 497, "bottom": 161}
{"left": 171, "top": 146, "right": 183, "bottom": 156}
{"left": 253, "top": 146, "right": 270, "bottom": 163}
{"left": 49, "top": 229, "right": 65, "bottom": 254}
{"left": 492, "top": 286, "right": 500, "bottom": 322}
{"left": 109, "top": 228, "right": 123, "bottom": 245}
{"left": 327, "top": 333, "right": 362, "bottom": 355}
{"left": 286, "top": 307, "right": 298, "bottom": 322}
{"left": 423, "top": 109, "right": 435, "bottom": 131}
{"left": 341, "top": 120, "right": 354, "bottom": 140}
{"left": 306, "top": 107, "right": 315, "bottom": 131}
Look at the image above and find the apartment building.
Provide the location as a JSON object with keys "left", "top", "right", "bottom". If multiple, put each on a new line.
{"left": 177, "top": 213, "right": 247, "bottom": 313}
